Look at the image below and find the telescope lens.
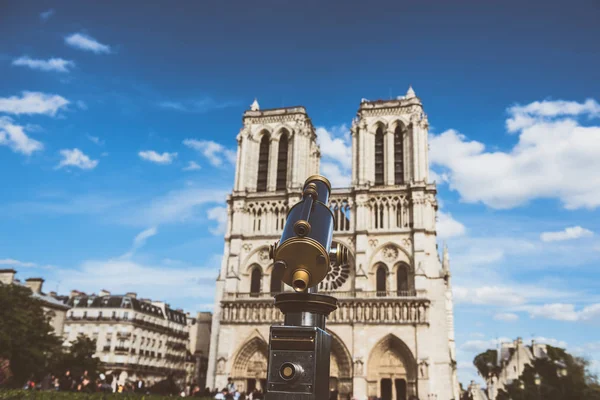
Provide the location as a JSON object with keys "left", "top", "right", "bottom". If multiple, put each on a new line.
{"left": 279, "top": 362, "right": 303, "bottom": 381}
{"left": 293, "top": 279, "right": 306, "bottom": 291}
{"left": 291, "top": 270, "right": 310, "bottom": 292}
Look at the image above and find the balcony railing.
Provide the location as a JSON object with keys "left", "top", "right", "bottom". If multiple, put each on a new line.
{"left": 114, "top": 346, "right": 130, "bottom": 354}
{"left": 223, "top": 290, "right": 419, "bottom": 301}
{"left": 221, "top": 293, "right": 429, "bottom": 325}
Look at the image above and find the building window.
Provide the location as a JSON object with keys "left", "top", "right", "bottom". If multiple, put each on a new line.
{"left": 394, "top": 125, "right": 404, "bottom": 184}
{"left": 123, "top": 312, "right": 129, "bottom": 320}
{"left": 396, "top": 263, "right": 410, "bottom": 294}
{"left": 276, "top": 133, "right": 288, "bottom": 191}
{"left": 112, "top": 311, "right": 116, "bottom": 319}
{"left": 98, "top": 311, "right": 102, "bottom": 319}
{"left": 250, "top": 266, "right": 262, "bottom": 297}
{"left": 376, "top": 264, "right": 387, "bottom": 296}
{"left": 375, "top": 127, "right": 385, "bottom": 186}
{"left": 83, "top": 311, "right": 87, "bottom": 319}
{"left": 257, "top": 133, "right": 270, "bottom": 192}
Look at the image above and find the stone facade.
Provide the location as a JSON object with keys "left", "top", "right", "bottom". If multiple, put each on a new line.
{"left": 188, "top": 311, "right": 213, "bottom": 389}
{"left": 64, "top": 291, "right": 189, "bottom": 386}
{"left": 206, "top": 89, "right": 459, "bottom": 400}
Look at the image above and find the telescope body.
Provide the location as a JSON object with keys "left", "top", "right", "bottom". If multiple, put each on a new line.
{"left": 265, "top": 175, "right": 339, "bottom": 400}
{"left": 272, "top": 175, "right": 345, "bottom": 293}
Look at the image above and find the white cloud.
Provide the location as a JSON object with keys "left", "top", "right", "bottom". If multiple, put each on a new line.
{"left": 121, "top": 186, "right": 228, "bottom": 226}
{"left": 526, "top": 303, "right": 600, "bottom": 322}
{"left": 86, "top": 134, "right": 104, "bottom": 146}
{"left": 51, "top": 257, "right": 218, "bottom": 302}
{"left": 206, "top": 206, "right": 227, "bottom": 235}
{"left": 320, "top": 162, "right": 351, "bottom": 188}
{"left": 65, "top": 33, "right": 111, "bottom": 54}
{"left": 461, "top": 337, "right": 512, "bottom": 353}
{"left": 316, "top": 125, "right": 352, "bottom": 188}
{"left": 183, "top": 161, "right": 201, "bottom": 171}
{"left": 40, "top": 9, "right": 55, "bottom": 20}
{"left": 453, "top": 282, "right": 579, "bottom": 307}
{"left": 540, "top": 226, "right": 594, "bottom": 242}
{"left": 56, "top": 148, "right": 98, "bottom": 170}
{"left": 429, "top": 98, "right": 600, "bottom": 210}
{"left": 138, "top": 150, "right": 177, "bottom": 164}
{"left": 12, "top": 56, "right": 75, "bottom": 73}
{"left": 183, "top": 139, "right": 235, "bottom": 167}
{"left": 0, "top": 91, "right": 69, "bottom": 116}
{"left": 76, "top": 100, "right": 88, "bottom": 110}
{"left": 316, "top": 125, "right": 352, "bottom": 170}
{"left": 454, "top": 286, "right": 526, "bottom": 306}
{"left": 121, "top": 227, "right": 158, "bottom": 258}
{"left": 132, "top": 227, "right": 158, "bottom": 250}
{"left": 437, "top": 211, "right": 466, "bottom": 239}
{"left": 0, "top": 258, "right": 36, "bottom": 267}
{"left": 507, "top": 99, "right": 600, "bottom": 132}
{"left": 0, "top": 117, "right": 43, "bottom": 155}
{"left": 158, "top": 98, "right": 238, "bottom": 113}
{"left": 494, "top": 312, "right": 519, "bottom": 322}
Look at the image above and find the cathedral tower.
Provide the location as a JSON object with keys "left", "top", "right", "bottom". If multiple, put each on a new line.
{"left": 206, "top": 90, "right": 459, "bottom": 400}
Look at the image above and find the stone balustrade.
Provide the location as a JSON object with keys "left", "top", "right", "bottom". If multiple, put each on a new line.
{"left": 220, "top": 291, "right": 429, "bottom": 325}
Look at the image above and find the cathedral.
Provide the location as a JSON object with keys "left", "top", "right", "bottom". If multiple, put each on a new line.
{"left": 206, "top": 87, "right": 459, "bottom": 400}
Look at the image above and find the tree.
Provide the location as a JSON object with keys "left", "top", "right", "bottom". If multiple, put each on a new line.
{"left": 472, "top": 343, "right": 600, "bottom": 400}
{"left": 473, "top": 349, "right": 501, "bottom": 378}
{"left": 54, "top": 334, "right": 102, "bottom": 379}
{"left": 0, "top": 283, "right": 62, "bottom": 387}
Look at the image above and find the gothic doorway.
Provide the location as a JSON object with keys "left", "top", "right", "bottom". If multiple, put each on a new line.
{"left": 231, "top": 336, "right": 268, "bottom": 393}
{"left": 328, "top": 330, "right": 353, "bottom": 399}
{"left": 367, "top": 334, "right": 417, "bottom": 399}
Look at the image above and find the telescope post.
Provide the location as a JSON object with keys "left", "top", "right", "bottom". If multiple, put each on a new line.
{"left": 265, "top": 292, "right": 337, "bottom": 400}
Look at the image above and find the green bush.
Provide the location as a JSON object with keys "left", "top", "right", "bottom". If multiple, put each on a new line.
{"left": 0, "top": 391, "right": 213, "bottom": 400}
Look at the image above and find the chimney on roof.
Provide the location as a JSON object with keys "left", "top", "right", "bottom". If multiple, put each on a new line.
{"left": 25, "top": 277, "right": 44, "bottom": 294}
{"left": 176, "top": 308, "right": 183, "bottom": 313}
{"left": 125, "top": 292, "right": 137, "bottom": 299}
{"left": 49, "top": 291, "right": 57, "bottom": 297}
{"left": 70, "top": 290, "right": 80, "bottom": 299}
{"left": 99, "top": 289, "right": 110, "bottom": 297}
{"left": 0, "top": 269, "right": 16, "bottom": 285}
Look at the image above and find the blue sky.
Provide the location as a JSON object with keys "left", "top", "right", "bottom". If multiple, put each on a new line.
{"left": 1, "top": 0, "right": 599, "bottom": 387}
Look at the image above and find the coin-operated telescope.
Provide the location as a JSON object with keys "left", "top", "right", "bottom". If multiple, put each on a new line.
{"left": 265, "top": 175, "right": 347, "bottom": 400}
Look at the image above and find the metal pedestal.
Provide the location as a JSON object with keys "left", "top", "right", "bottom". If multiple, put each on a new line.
{"left": 265, "top": 292, "right": 338, "bottom": 400}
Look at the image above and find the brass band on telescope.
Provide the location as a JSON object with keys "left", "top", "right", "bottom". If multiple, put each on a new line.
{"left": 275, "top": 236, "right": 330, "bottom": 291}
{"left": 303, "top": 174, "right": 332, "bottom": 191}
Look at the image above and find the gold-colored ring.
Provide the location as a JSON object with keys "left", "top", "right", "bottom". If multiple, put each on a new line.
{"left": 304, "top": 175, "right": 331, "bottom": 192}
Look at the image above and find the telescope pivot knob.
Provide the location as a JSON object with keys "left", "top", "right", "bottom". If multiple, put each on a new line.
{"left": 329, "top": 245, "right": 348, "bottom": 266}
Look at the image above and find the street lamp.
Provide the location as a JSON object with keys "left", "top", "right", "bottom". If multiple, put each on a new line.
{"left": 534, "top": 373, "right": 541, "bottom": 400}
{"left": 556, "top": 360, "right": 568, "bottom": 397}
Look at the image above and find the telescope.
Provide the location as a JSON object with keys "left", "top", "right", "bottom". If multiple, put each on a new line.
{"left": 265, "top": 175, "right": 347, "bottom": 400}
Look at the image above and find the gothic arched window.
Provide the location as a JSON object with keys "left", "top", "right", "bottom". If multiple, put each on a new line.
{"left": 396, "top": 262, "right": 410, "bottom": 295}
{"left": 394, "top": 125, "right": 404, "bottom": 185}
{"left": 276, "top": 133, "right": 288, "bottom": 191}
{"left": 270, "top": 264, "right": 284, "bottom": 293}
{"left": 257, "top": 133, "right": 270, "bottom": 192}
{"left": 250, "top": 266, "right": 262, "bottom": 296}
{"left": 375, "top": 127, "right": 385, "bottom": 186}
{"left": 376, "top": 264, "right": 387, "bottom": 296}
